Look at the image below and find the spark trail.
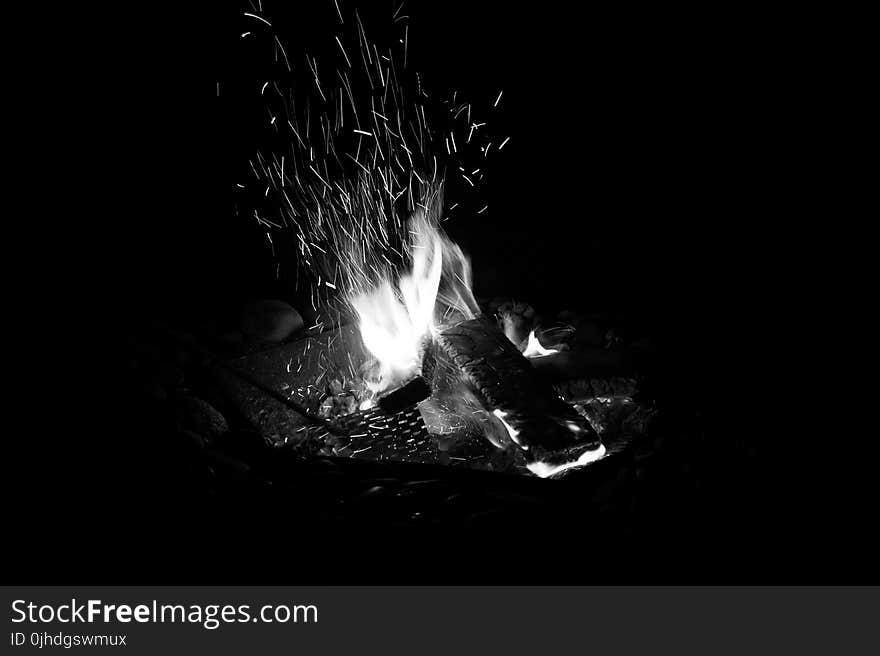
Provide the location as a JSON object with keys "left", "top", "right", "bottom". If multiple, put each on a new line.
{"left": 234, "top": 1, "right": 507, "bottom": 386}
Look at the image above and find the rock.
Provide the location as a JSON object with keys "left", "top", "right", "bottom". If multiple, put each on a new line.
{"left": 240, "top": 299, "right": 304, "bottom": 343}
{"left": 176, "top": 396, "right": 229, "bottom": 442}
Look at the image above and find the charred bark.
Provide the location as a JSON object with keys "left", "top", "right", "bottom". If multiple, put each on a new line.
{"left": 436, "top": 318, "right": 601, "bottom": 461}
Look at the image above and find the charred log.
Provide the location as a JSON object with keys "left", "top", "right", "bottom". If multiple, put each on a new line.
{"left": 377, "top": 375, "right": 432, "bottom": 414}
{"left": 436, "top": 318, "right": 601, "bottom": 461}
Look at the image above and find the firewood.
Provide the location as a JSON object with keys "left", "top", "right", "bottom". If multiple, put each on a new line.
{"left": 436, "top": 318, "right": 601, "bottom": 461}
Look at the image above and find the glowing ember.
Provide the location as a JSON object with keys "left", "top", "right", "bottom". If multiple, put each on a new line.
{"left": 525, "top": 443, "right": 608, "bottom": 478}
{"left": 522, "top": 330, "right": 560, "bottom": 358}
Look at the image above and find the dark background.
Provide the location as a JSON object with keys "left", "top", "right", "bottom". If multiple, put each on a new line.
{"left": 11, "top": 2, "right": 854, "bottom": 584}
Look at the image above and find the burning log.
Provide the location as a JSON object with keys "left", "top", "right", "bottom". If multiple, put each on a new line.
{"left": 436, "top": 317, "right": 603, "bottom": 465}
{"left": 377, "top": 375, "right": 432, "bottom": 414}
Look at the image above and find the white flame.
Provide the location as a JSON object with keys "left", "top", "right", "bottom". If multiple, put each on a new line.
{"left": 492, "top": 409, "right": 525, "bottom": 449}
{"left": 350, "top": 210, "right": 478, "bottom": 395}
{"left": 526, "top": 443, "right": 607, "bottom": 478}
{"left": 350, "top": 235, "right": 442, "bottom": 393}
{"left": 522, "top": 330, "right": 559, "bottom": 358}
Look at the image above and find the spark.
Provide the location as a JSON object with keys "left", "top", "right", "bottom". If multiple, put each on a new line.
{"left": 494, "top": 90, "right": 503, "bottom": 107}
{"left": 236, "top": 5, "right": 512, "bottom": 437}
{"left": 335, "top": 36, "right": 352, "bottom": 68}
{"left": 499, "top": 136, "right": 511, "bottom": 150}
{"left": 274, "top": 35, "right": 291, "bottom": 71}
{"left": 243, "top": 12, "right": 271, "bottom": 27}
{"left": 307, "top": 56, "right": 327, "bottom": 101}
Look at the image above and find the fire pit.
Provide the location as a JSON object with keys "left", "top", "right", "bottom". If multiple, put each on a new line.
{"left": 199, "top": 4, "right": 655, "bottom": 480}
{"left": 210, "top": 303, "right": 652, "bottom": 479}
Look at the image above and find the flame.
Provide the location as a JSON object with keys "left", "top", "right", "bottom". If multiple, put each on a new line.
{"left": 350, "top": 206, "right": 478, "bottom": 395}
{"left": 492, "top": 409, "right": 526, "bottom": 449}
{"left": 350, "top": 232, "right": 443, "bottom": 393}
{"left": 525, "top": 443, "right": 607, "bottom": 478}
{"left": 522, "top": 330, "right": 559, "bottom": 358}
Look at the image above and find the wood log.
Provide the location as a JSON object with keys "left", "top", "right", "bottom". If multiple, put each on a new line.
{"left": 436, "top": 318, "right": 601, "bottom": 461}
{"left": 377, "top": 375, "right": 432, "bottom": 414}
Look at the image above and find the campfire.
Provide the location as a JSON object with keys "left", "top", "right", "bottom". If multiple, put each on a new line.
{"left": 217, "top": 192, "right": 650, "bottom": 478}
{"left": 210, "top": 4, "right": 652, "bottom": 478}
